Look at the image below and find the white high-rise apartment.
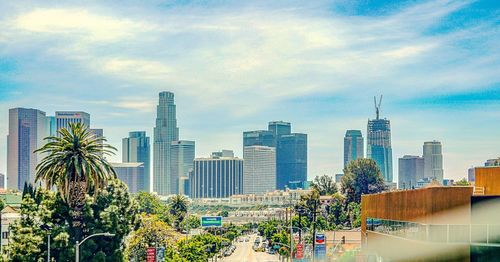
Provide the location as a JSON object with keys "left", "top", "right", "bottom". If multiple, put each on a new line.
{"left": 243, "top": 146, "right": 276, "bottom": 194}
{"left": 423, "top": 141, "right": 444, "bottom": 183}
{"left": 7, "top": 108, "right": 47, "bottom": 190}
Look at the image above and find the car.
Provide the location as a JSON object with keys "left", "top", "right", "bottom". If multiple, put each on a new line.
{"left": 224, "top": 250, "right": 232, "bottom": 257}
{"left": 244, "top": 238, "right": 249, "bottom": 242}
{"left": 268, "top": 249, "right": 276, "bottom": 255}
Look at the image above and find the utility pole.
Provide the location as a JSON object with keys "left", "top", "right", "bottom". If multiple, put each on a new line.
{"left": 312, "top": 199, "right": 318, "bottom": 262}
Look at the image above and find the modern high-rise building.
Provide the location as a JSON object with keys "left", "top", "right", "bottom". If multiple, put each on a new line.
{"left": 179, "top": 176, "right": 190, "bottom": 196}
{"left": 243, "top": 130, "right": 275, "bottom": 147}
{"left": 211, "top": 150, "right": 234, "bottom": 158}
{"left": 344, "top": 130, "right": 364, "bottom": 168}
{"left": 55, "top": 111, "right": 90, "bottom": 132}
{"left": 171, "top": 140, "right": 195, "bottom": 194}
{"left": 398, "top": 155, "right": 424, "bottom": 189}
{"left": 243, "top": 146, "right": 276, "bottom": 194}
{"left": 123, "top": 131, "right": 151, "bottom": 192}
{"left": 190, "top": 151, "right": 243, "bottom": 199}
{"left": 111, "top": 162, "right": 146, "bottom": 193}
{"left": 45, "top": 116, "right": 57, "bottom": 137}
{"left": 153, "top": 91, "right": 179, "bottom": 195}
{"left": 268, "top": 121, "right": 291, "bottom": 138}
{"left": 367, "top": 96, "right": 393, "bottom": 182}
{"left": 243, "top": 121, "right": 307, "bottom": 190}
{"left": 7, "top": 108, "right": 47, "bottom": 190}
{"left": 423, "top": 141, "right": 444, "bottom": 183}
{"left": 276, "top": 133, "right": 307, "bottom": 190}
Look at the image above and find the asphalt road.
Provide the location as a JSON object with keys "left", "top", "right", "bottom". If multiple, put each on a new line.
{"left": 222, "top": 234, "right": 280, "bottom": 262}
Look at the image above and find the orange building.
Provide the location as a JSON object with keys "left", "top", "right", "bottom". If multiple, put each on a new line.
{"left": 361, "top": 166, "right": 500, "bottom": 261}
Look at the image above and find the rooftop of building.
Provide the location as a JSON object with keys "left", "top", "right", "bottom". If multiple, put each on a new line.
{"left": 110, "top": 162, "right": 144, "bottom": 168}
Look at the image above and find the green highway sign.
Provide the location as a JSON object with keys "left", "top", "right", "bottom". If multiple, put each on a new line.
{"left": 201, "top": 216, "right": 223, "bottom": 227}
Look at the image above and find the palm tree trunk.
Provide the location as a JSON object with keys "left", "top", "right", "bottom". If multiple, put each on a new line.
{"left": 70, "top": 179, "right": 87, "bottom": 241}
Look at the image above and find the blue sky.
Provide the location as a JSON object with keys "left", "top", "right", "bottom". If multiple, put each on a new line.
{"left": 0, "top": 0, "right": 499, "bottom": 181}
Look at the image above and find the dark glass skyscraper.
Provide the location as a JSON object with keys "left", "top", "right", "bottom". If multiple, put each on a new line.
{"left": 367, "top": 97, "right": 393, "bottom": 182}
{"left": 276, "top": 133, "right": 307, "bottom": 189}
{"left": 123, "top": 131, "right": 151, "bottom": 192}
{"left": 268, "top": 121, "right": 291, "bottom": 138}
{"left": 344, "top": 130, "right": 364, "bottom": 168}
{"left": 243, "top": 130, "right": 275, "bottom": 147}
{"left": 153, "top": 92, "right": 179, "bottom": 195}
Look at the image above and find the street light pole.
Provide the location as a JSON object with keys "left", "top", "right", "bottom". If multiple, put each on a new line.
{"left": 47, "top": 234, "right": 50, "bottom": 262}
{"left": 75, "top": 232, "right": 115, "bottom": 262}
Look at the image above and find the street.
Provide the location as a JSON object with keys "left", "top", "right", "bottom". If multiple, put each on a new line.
{"left": 222, "top": 234, "right": 280, "bottom": 262}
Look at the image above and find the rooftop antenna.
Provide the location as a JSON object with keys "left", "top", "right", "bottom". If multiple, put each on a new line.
{"left": 374, "top": 95, "right": 383, "bottom": 119}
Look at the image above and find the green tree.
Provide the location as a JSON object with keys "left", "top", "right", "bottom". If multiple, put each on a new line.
{"left": 311, "top": 175, "right": 338, "bottom": 196}
{"left": 454, "top": 178, "right": 470, "bottom": 186}
{"left": 324, "top": 193, "right": 348, "bottom": 228}
{"left": 134, "top": 192, "right": 171, "bottom": 224}
{"left": 168, "top": 195, "right": 189, "bottom": 230}
{"left": 34, "top": 122, "right": 117, "bottom": 240}
{"left": 125, "top": 215, "right": 179, "bottom": 261}
{"left": 341, "top": 158, "right": 386, "bottom": 203}
{"left": 347, "top": 202, "right": 361, "bottom": 228}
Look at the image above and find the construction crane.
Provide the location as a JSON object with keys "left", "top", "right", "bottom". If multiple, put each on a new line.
{"left": 374, "top": 95, "right": 383, "bottom": 119}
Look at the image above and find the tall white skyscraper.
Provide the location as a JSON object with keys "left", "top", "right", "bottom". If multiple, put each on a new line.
{"left": 243, "top": 146, "right": 276, "bottom": 194}
{"left": 171, "top": 140, "right": 195, "bottom": 194}
{"left": 423, "top": 141, "right": 444, "bottom": 183}
{"left": 55, "top": 111, "right": 90, "bottom": 133}
{"left": 398, "top": 155, "right": 424, "bottom": 189}
{"left": 7, "top": 108, "right": 47, "bottom": 190}
{"left": 153, "top": 92, "right": 179, "bottom": 195}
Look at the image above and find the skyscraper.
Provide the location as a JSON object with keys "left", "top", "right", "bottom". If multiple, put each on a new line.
{"left": 243, "top": 130, "right": 275, "bottom": 147}
{"left": 7, "top": 108, "right": 47, "bottom": 190}
{"left": 243, "top": 121, "right": 307, "bottom": 190}
{"left": 55, "top": 111, "right": 90, "bottom": 132}
{"left": 344, "top": 130, "right": 364, "bottom": 168}
{"left": 367, "top": 96, "right": 393, "bottom": 182}
{"left": 398, "top": 155, "right": 424, "bottom": 189}
{"left": 45, "top": 116, "right": 57, "bottom": 136}
{"left": 276, "top": 133, "right": 307, "bottom": 189}
{"left": 123, "top": 131, "right": 151, "bottom": 192}
{"left": 153, "top": 91, "right": 179, "bottom": 195}
{"left": 111, "top": 162, "right": 146, "bottom": 193}
{"left": 190, "top": 151, "right": 243, "bottom": 198}
{"left": 268, "top": 121, "right": 291, "bottom": 138}
{"left": 170, "top": 140, "right": 195, "bottom": 194}
{"left": 243, "top": 146, "right": 276, "bottom": 194}
{"left": 423, "top": 141, "right": 444, "bottom": 183}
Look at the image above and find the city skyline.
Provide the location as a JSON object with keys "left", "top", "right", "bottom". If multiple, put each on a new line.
{"left": 1, "top": 0, "right": 499, "bottom": 182}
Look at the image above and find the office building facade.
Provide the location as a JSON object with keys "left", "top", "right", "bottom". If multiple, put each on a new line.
{"left": 243, "top": 146, "right": 276, "bottom": 194}
{"left": 423, "top": 141, "right": 444, "bottom": 183}
{"left": 344, "top": 130, "right": 364, "bottom": 168}
{"left": 171, "top": 140, "right": 195, "bottom": 194}
{"left": 153, "top": 91, "right": 179, "bottom": 195}
{"left": 123, "top": 131, "right": 151, "bottom": 192}
{"left": 367, "top": 118, "right": 393, "bottom": 182}
{"left": 243, "top": 121, "right": 307, "bottom": 190}
{"left": 190, "top": 152, "right": 243, "bottom": 198}
{"left": 55, "top": 111, "right": 90, "bottom": 132}
{"left": 276, "top": 133, "right": 307, "bottom": 190}
{"left": 398, "top": 155, "right": 424, "bottom": 189}
{"left": 243, "top": 130, "right": 275, "bottom": 147}
{"left": 112, "top": 162, "right": 146, "bottom": 193}
{"left": 7, "top": 108, "right": 47, "bottom": 190}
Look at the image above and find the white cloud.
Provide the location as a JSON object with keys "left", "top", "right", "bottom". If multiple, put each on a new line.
{"left": 14, "top": 8, "right": 154, "bottom": 42}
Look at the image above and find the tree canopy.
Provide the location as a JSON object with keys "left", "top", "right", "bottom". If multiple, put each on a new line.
{"left": 341, "top": 158, "right": 386, "bottom": 203}
{"left": 311, "top": 174, "right": 338, "bottom": 196}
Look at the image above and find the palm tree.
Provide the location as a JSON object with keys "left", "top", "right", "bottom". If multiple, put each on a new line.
{"left": 168, "top": 194, "right": 188, "bottom": 230}
{"left": 34, "top": 122, "right": 116, "bottom": 239}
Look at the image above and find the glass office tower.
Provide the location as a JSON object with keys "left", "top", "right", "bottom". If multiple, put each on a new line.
{"left": 123, "top": 131, "right": 151, "bottom": 192}
{"left": 153, "top": 91, "right": 179, "bottom": 195}
{"left": 367, "top": 119, "right": 393, "bottom": 182}
{"left": 344, "top": 130, "right": 364, "bottom": 168}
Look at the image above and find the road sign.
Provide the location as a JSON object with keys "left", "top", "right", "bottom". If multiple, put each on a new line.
{"left": 146, "top": 247, "right": 156, "bottom": 262}
{"left": 201, "top": 216, "right": 223, "bottom": 227}
{"left": 156, "top": 247, "right": 165, "bottom": 262}
{"left": 293, "top": 233, "right": 300, "bottom": 242}
{"left": 295, "top": 243, "right": 304, "bottom": 259}
{"left": 315, "top": 233, "right": 326, "bottom": 245}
